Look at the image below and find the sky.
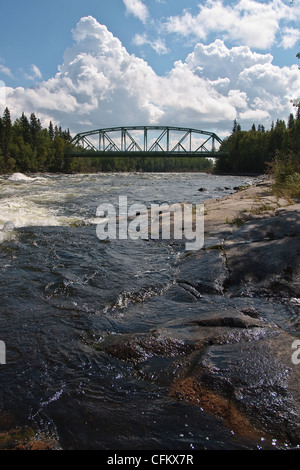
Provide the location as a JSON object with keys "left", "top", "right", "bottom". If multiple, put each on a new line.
{"left": 0, "top": 0, "right": 300, "bottom": 138}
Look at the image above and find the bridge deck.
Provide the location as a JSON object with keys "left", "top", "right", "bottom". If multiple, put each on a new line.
{"left": 68, "top": 150, "right": 227, "bottom": 158}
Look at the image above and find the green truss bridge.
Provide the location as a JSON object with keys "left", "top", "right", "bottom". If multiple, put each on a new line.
{"left": 70, "top": 126, "right": 226, "bottom": 158}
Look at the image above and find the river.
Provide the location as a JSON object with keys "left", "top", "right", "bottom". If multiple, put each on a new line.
{"left": 0, "top": 171, "right": 273, "bottom": 450}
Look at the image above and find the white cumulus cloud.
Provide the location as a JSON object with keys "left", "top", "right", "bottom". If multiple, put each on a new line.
{"left": 2, "top": 16, "right": 299, "bottom": 137}
{"left": 165, "top": 0, "right": 300, "bottom": 50}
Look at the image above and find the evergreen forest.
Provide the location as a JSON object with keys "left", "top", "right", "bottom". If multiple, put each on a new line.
{"left": 215, "top": 111, "right": 300, "bottom": 175}
{"left": 0, "top": 108, "right": 72, "bottom": 173}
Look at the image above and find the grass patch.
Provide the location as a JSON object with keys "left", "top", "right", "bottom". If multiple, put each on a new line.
{"left": 226, "top": 216, "right": 245, "bottom": 227}
{"left": 250, "top": 204, "right": 273, "bottom": 215}
{"left": 270, "top": 152, "right": 300, "bottom": 200}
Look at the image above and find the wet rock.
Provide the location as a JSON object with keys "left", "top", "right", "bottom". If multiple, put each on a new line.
{"left": 171, "top": 331, "right": 300, "bottom": 445}
{"left": 239, "top": 306, "right": 260, "bottom": 319}
{"left": 100, "top": 331, "right": 190, "bottom": 364}
{"left": 189, "top": 202, "right": 300, "bottom": 298}
{"left": 15, "top": 437, "right": 61, "bottom": 451}
{"left": 170, "top": 377, "right": 262, "bottom": 440}
{"left": 98, "top": 298, "right": 300, "bottom": 445}
{"left": 0, "top": 426, "right": 61, "bottom": 450}
{"left": 97, "top": 185, "right": 300, "bottom": 446}
{"left": 164, "top": 187, "right": 300, "bottom": 445}
{"left": 177, "top": 248, "right": 228, "bottom": 295}
{"left": 224, "top": 236, "right": 300, "bottom": 297}
{"left": 189, "top": 309, "right": 263, "bottom": 329}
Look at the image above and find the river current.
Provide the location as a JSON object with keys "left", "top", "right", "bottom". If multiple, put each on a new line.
{"left": 0, "top": 171, "right": 282, "bottom": 450}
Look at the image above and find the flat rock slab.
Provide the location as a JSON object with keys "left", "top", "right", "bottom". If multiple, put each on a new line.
{"left": 177, "top": 248, "right": 228, "bottom": 295}
{"left": 171, "top": 331, "right": 300, "bottom": 445}
{"left": 223, "top": 204, "right": 300, "bottom": 297}
{"left": 98, "top": 302, "right": 300, "bottom": 446}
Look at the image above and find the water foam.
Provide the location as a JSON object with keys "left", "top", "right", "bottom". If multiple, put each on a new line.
{"left": 0, "top": 195, "right": 76, "bottom": 243}
{"left": 8, "top": 172, "right": 45, "bottom": 183}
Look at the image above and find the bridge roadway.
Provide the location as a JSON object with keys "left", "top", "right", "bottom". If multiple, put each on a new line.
{"left": 70, "top": 126, "right": 226, "bottom": 157}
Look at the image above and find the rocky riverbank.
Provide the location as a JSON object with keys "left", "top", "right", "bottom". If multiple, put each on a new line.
{"left": 1, "top": 177, "right": 299, "bottom": 450}
{"left": 99, "top": 177, "right": 300, "bottom": 449}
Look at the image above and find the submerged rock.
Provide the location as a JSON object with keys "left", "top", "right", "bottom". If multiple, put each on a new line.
{"left": 0, "top": 426, "right": 61, "bottom": 450}
{"left": 99, "top": 301, "right": 300, "bottom": 445}
{"left": 99, "top": 330, "right": 190, "bottom": 364}
{"left": 171, "top": 330, "right": 300, "bottom": 445}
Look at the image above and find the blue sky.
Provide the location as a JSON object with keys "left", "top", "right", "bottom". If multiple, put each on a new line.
{"left": 0, "top": 0, "right": 300, "bottom": 137}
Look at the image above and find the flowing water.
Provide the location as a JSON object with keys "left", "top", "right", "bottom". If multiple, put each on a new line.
{"left": 0, "top": 171, "right": 294, "bottom": 450}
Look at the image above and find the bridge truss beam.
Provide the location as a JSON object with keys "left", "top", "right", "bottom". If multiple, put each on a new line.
{"left": 71, "top": 126, "right": 223, "bottom": 156}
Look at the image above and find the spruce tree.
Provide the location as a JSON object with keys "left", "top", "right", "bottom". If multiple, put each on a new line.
{"left": 30, "top": 113, "right": 41, "bottom": 145}
{"left": 20, "top": 112, "right": 31, "bottom": 144}
{"left": 288, "top": 113, "right": 295, "bottom": 129}
{"left": 2, "top": 107, "right": 12, "bottom": 160}
{"left": 48, "top": 121, "right": 54, "bottom": 141}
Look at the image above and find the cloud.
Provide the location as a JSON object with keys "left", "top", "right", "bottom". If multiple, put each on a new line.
{"left": 133, "top": 33, "right": 169, "bottom": 54}
{"left": 185, "top": 39, "right": 300, "bottom": 123}
{"left": 0, "top": 80, "right": 6, "bottom": 109}
{"left": 31, "top": 64, "right": 42, "bottom": 79}
{"left": 3, "top": 16, "right": 299, "bottom": 137}
{"left": 0, "top": 59, "right": 13, "bottom": 78}
{"left": 279, "top": 27, "right": 300, "bottom": 49}
{"left": 165, "top": 0, "right": 300, "bottom": 50}
{"left": 123, "top": 0, "right": 149, "bottom": 23}
{"left": 24, "top": 64, "right": 43, "bottom": 81}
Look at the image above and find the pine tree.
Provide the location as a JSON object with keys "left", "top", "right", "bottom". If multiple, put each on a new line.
{"left": 2, "top": 107, "right": 12, "bottom": 160}
{"left": 20, "top": 112, "right": 31, "bottom": 144}
{"left": 30, "top": 113, "right": 41, "bottom": 145}
{"left": 232, "top": 119, "right": 238, "bottom": 134}
{"left": 48, "top": 121, "right": 54, "bottom": 141}
{"left": 288, "top": 113, "right": 295, "bottom": 129}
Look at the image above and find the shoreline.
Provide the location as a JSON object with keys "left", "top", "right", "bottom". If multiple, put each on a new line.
{"left": 1, "top": 175, "right": 300, "bottom": 450}
{"left": 99, "top": 177, "right": 300, "bottom": 448}
{"left": 202, "top": 175, "right": 293, "bottom": 239}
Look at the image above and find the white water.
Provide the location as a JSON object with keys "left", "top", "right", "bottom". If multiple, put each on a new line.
{"left": 0, "top": 173, "right": 98, "bottom": 242}
{"left": 0, "top": 172, "right": 256, "bottom": 240}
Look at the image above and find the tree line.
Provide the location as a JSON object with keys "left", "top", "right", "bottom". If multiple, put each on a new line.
{"left": 69, "top": 151, "right": 213, "bottom": 173}
{"left": 215, "top": 110, "right": 300, "bottom": 175}
{"left": 0, "top": 107, "right": 73, "bottom": 173}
